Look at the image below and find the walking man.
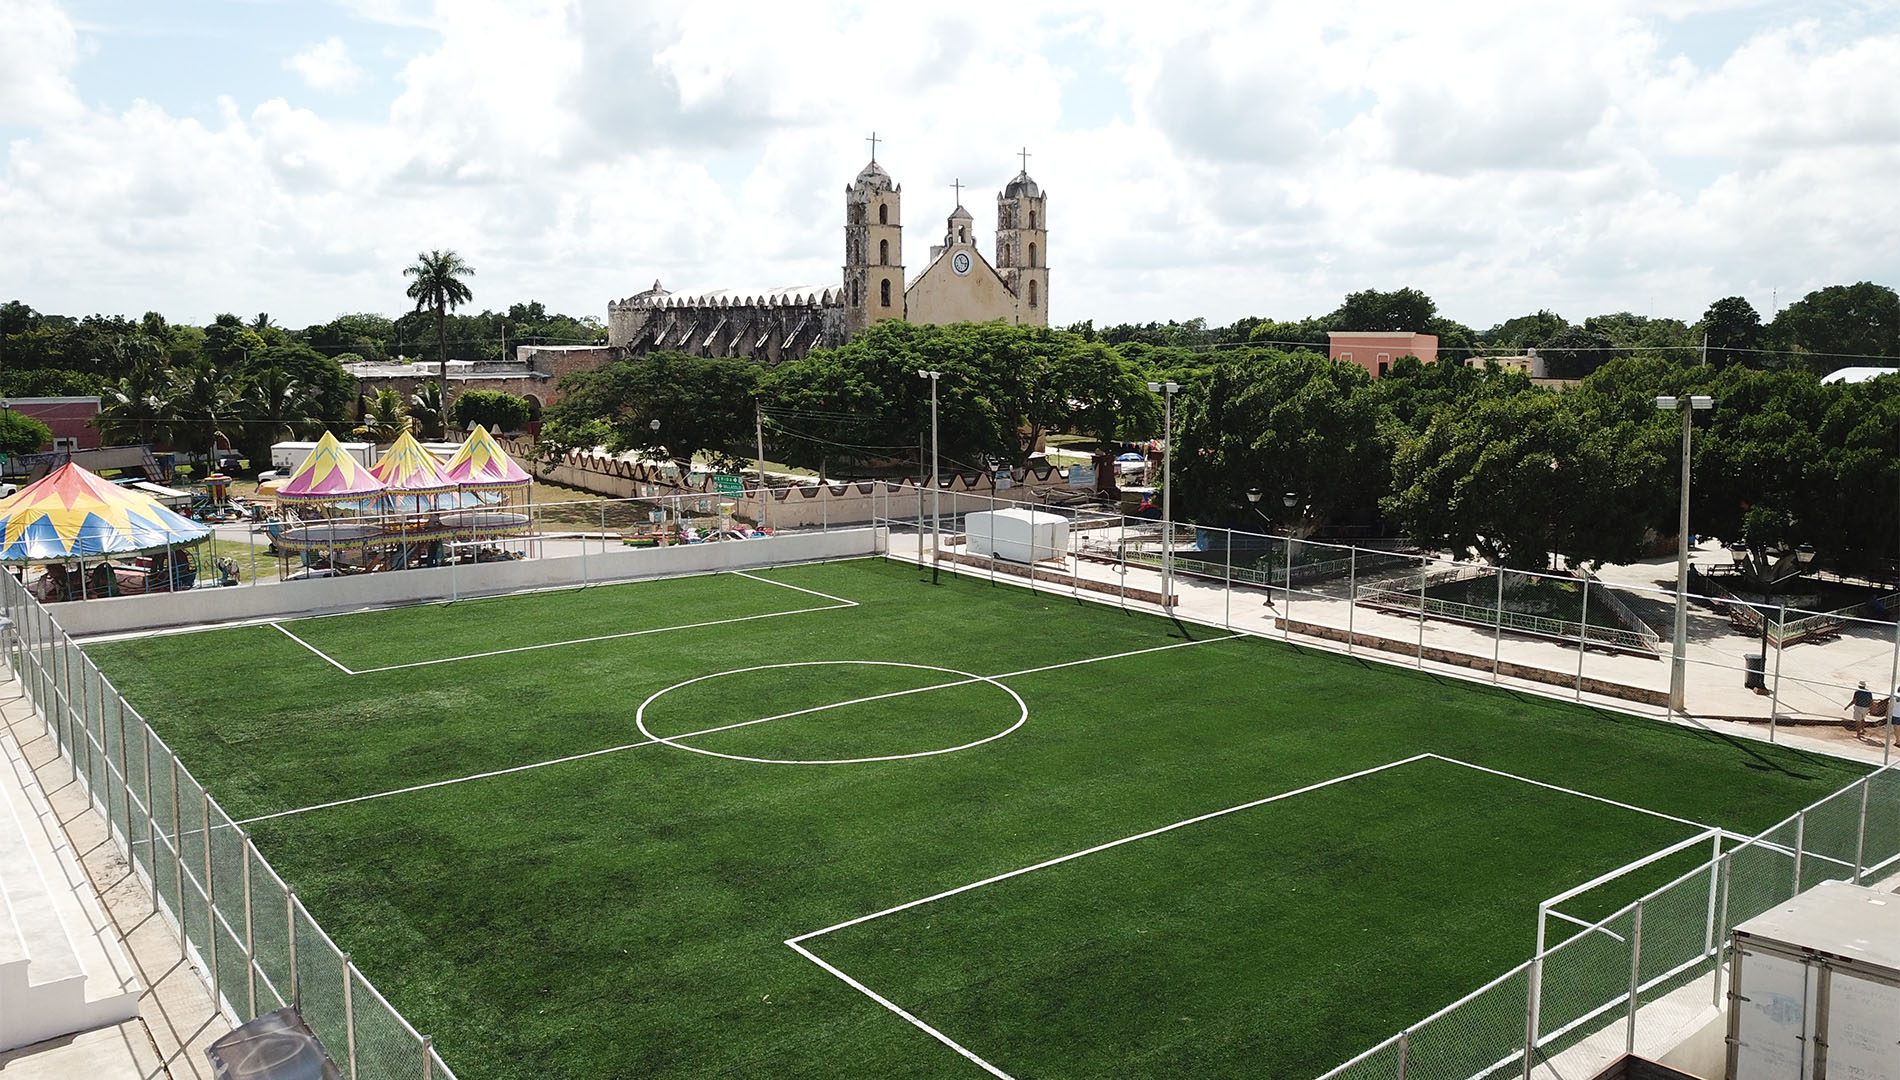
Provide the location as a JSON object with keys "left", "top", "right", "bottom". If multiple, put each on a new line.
{"left": 1847, "top": 681, "right": 1874, "bottom": 739}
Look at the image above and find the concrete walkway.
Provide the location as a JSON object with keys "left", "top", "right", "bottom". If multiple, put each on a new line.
{"left": 0, "top": 662, "right": 227, "bottom": 1080}
{"left": 892, "top": 528, "right": 1897, "bottom": 768}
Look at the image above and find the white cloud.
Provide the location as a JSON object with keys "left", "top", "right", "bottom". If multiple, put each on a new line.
{"left": 2, "top": 0, "right": 1898, "bottom": 333}
{"left": 285, "top": 36, "right": 368, "bottom": 94}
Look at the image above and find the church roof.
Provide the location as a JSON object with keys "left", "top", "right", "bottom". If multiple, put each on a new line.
{"left": 1003, "top": 170, "right": 1041, "bottom": 198}
{"left": 948, "top": 204, "right": 973, "bottom": 221}
{"left": 852, "top": 159, "right": 895, "bottom": 192}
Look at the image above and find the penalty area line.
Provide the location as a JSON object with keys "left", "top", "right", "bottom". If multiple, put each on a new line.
{"left": 270, "top": 622, "right": 356, "bottom": 675}
{"left": 787, "top": 940, "right": 1018, "bottom": 1080}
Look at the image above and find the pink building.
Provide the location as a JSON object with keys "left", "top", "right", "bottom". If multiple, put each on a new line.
{"left": 1327, "top": 332, "right": 1438, "bottom": 378}
{"left": 2, "top": 397, "right": 102, "bottom": 452}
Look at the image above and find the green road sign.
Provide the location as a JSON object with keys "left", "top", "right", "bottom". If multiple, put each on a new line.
{"left": 713, "top": 474, "right": 744, "bottom": 496}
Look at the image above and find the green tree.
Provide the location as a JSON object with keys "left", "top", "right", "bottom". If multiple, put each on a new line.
{"left": 1482, "top": 310, "right": 1569, "bottom": 351}
{"left": 0, "top": 410, "right": 54, "bottom": 458}
{"left": 1766, "top": 282, "right": 1900, "bottom": 373}
{"left": 403, "top": 249, "right": 476, "bottom": 437}
{"left": 541, "top": 352, "right": 760, "bottom": 473}
{"left": 406, "top": 381, "right": 445, "bottom": 441}
{"left": 1536, "top": 325, "right": 1613, "bottom": 380}
{"left": 240, "top": 366, "right": 318, "bottom": 464}
{"left": 1329, "top": 287, "right": 1438, "bottom": 332}
{"left": 355, "top": 388, "right": 409, "bottom": 444}
{"left": 452, "top": 389, "right": 532, "bottom": 433}
{"left": 1697, "top": 296, "right": 1762, "bottom": 368}
{"left": 1172, "top": 350, "right": 1385, "bottom": 529}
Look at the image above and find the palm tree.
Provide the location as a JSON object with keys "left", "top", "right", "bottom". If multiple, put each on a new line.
{"left": 406, "top": 380, "right": 445, "bottom": 442}
{"left": 171, "top": 363, "right": 244, "bottom": 473}
{"left": 402, "top": 249, "right": 475, "bottom": 438}
{"left": 243, "top": 366, "right": 317, "bottom": 462}
{"left": 356, "top": 387, "right": 409, "bottom": 444}
{"left": 96, "top": 362, "right": 181, "bottom": 448}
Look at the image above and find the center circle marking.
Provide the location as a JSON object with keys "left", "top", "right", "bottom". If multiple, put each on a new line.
{"left": 634, "top": 660, "right": 1028, "bottom": 765}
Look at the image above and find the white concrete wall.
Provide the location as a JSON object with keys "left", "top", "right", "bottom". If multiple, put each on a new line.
{"left": 54, "top": 528, "right": 885, "bottom": 637}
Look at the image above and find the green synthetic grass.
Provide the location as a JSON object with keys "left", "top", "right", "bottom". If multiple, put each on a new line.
{"left": 86, "top": 557, "right": 1865, "bottom": 1080}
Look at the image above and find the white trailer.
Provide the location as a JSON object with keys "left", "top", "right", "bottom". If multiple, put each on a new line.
{"left": 271, "top": 440, "right": 375, "bottom": 471}
{"left": 963, "top": 508, "right": 1069, "bottom": 565}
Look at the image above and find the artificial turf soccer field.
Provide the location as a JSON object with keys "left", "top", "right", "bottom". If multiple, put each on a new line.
{"left": 86, "top": 557, "right": 1867, "bottom": 1080}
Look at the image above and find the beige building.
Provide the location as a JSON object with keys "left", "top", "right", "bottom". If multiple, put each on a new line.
{"left": 608, "top": 155, "right": 1049, "bottom": 364}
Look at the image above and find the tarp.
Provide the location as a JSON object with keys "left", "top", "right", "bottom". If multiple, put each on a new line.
{"left": 370, "top": 431, "right": 455, "bottom": 495}
{"left": 0, "top": 462, "right": 211, "bottom": 562}
{"left": 442, "top": 425, "right": 532, "bottom": 489}
{"left": 277, "top": 432, "right": 386, "bottom": 503}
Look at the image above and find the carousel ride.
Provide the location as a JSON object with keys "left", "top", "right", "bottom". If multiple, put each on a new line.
{"left": 0, "top": 462, "right": 215, "bottom": 601}
{"left": 266, "top": 428, "right": 534, "bottom": 577}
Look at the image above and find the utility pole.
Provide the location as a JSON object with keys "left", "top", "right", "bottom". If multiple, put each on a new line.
{"left": 918, "top": 370, "right": 943, "bottom": 585}
{"left": 755, "top": 402, "right": 768, "bottom": 531}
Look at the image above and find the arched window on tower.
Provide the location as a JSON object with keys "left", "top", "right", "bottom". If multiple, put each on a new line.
{"left": 880, "top": 279, "right": 892, "bottom": 307}
{"left": 958, "top": 226, "right": 967, "bottom": 243}
{"left": 1029, "top": 209, "right": 1038, "bottom": 229}
{"left": 879, "top": 239, "right": 889, "bottom": 265}
{"left": 1029, "top": 243, "right": 1038, "bottom": 268}
{"left": 1028, "top": 280, "right": 1039, "bottom": 308}
{"left": 851, "top": 280, "right": 859, "bottom": 306}
{"left": 878, "top": 203, "right": 888, "bottom": 225}
{"left": 1002, "top": 242, "right": 1012, "bottom": 266}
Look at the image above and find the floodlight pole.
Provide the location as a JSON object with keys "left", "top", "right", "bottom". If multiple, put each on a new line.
{"left": 1148, "top": 381, "right": 1180, "bottom": 607}
{"left": 919, "top": 370, "right": 943, "bottom": 584}
{"left": 1656, "top": 395, "right": 1713, "bottom": 716}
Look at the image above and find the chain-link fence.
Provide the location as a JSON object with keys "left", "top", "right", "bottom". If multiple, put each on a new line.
{"left": 877, "top": 491, "right": 1900, "bottom": 761}
{"left": 0, "top": 569, "right": 456, "bottom": 1080}
{"left": 1308, "top": 761, "right": 1900, "bottom": 1080}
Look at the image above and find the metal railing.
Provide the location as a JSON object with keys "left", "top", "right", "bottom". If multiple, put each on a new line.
{"left": 1354, "top": 588, "right": 1658, "bottom": 654}
{"left": 1318, "top": 762, "right": 1900, "bottom": 1080}
{"left": 0, "top": 570, "right": 455, "bottom": 1080}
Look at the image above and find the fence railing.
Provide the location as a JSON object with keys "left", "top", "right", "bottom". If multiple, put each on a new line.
{"left": 0, "top": 570, "right": 454, "bottom": 1080}
{"left": 1317, "top": 762, "right": 1900, "bottom": 1080}
{"left": 1355, "top": 587, "right": 1658, "bottom": 655}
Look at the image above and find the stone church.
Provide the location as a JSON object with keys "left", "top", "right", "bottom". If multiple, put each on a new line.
{"left": 606, "top": 154, "right": 1049, "bottom": 364}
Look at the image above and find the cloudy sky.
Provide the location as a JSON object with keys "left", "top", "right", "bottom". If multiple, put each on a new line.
{"left": 3, "top": 0, "right": 1897, "bottom": 334}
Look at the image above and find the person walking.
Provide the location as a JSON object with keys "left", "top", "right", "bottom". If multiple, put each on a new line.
{"left": 1846, "top": 681, "right": 1874, "bottom": 739}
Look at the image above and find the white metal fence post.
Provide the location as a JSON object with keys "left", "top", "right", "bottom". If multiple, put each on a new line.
{"left": 1494, "top": 567, "right": 1506, "bottom": 681}
{"left": 422, "top": 1035, "right": 434, "bottom": 1080}
{"left": 1768, "top": 601, "right": 1787, "bottom": 741}
{"left": 1576, "top": 576, "right": 1590, "bottom": 696}
{"left": 287, "top": 888, "right": 300, "bottom": 1010}
{"left": 1521, "top": 955, "right": 1543, "bottom": 1079}
{"left": 342, "top": 954, "right": 358, "bottom": 1080}
{"left": 1223, "top": 528, "right": 1231, "bottom": 629}
{"left": 170, "top": 756, "right": 184, "bottom": 958}
{"left": 1793, "top": 810, "right": 1806, "bottom": 893}
{"left": 1347, "top": 546, "right": 1357, "bottom": 655}
{"left": 1626, "top": 900, "right": 1644, "bottom": 1054}
{"left": 202, "top": 790, "right": 217, "bottom": 986}
{"left": 1714, "top": 852, "right": 1731, "bottom": 1007}
{"left": 241, "top": 829, "right": 256, "bottom": 1017}
{"left": 1854, "top": 777, "right": 1870, "bottom": 884}
{"left": 1396, "top": 1029, "right": 1409, "bottom": 1080}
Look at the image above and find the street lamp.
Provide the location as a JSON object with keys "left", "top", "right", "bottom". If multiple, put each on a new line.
{"left": 1147, "top": 381, "right": 1180, "bottom": 607}
{"left": 1656, "top": 394, "right": 1714, "bottom": 715}
{"left": 918, "top": 370, "right": 943, "bottom": 584}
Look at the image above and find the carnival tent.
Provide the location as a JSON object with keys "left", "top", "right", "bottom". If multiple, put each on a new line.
{"left": 277, "top": 431, "right": 386, "bottom": 503}
{"left": 0, "top": 462, "right": 210, "bottom": 562}
{"left": 442, "top": 425, "right": 533, "bottom": 488}
{"left": 371, "top": 430, "right": 456, "bottom": 512}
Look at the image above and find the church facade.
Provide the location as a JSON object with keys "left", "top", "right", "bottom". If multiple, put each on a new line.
{"left": 606, "top": 156, "right": 1049, "bottom": 364}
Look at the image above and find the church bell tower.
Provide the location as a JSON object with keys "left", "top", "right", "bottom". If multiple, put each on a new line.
{"left": 995, "top": 150, "right": 1047, "bottom": 327}
{"left": 844, "top": 137, "right": 905, "bottom": 337}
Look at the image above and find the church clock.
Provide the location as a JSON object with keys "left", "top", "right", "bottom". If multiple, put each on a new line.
{"left": 951, "top": 251, "right": 972, "bottom": 275}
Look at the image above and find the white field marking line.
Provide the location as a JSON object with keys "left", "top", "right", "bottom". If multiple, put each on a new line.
{"left": 635, "top": 661, "right": 1029, "bottom": 766}
{"left": 235, "top": 634, "right": 1233, "bottom": 824}
{"left": 788, "top": 753, "right": 1435, "bottom": 945}
{"left": 270, "top": 622, "right": 356, "bottom": 675}
{"left": 786, "top": 939, "right": 1018, "bottom": 1080}
{"left": 785, "top": 754, "right": 1434, "bottom": 1077}
{"left": 642, "top": 635, "right": 1237, "bottom": 749}
{"left": 319, "top": 567, "right": 859, "bottom": 675}
{"left": 1420, "top": 754, "right": 1717, "bottom": 833}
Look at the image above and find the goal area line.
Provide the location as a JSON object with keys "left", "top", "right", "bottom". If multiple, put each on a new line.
{"left": 264, "top": 569, "right": 858, "bottom": 676}
{"left": 785, "top": 752, "right": 1714, "bottom": 1080}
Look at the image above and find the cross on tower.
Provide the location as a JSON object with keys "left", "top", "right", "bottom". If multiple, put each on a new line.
{"left": 1018, "top": 146, "right": 1031, "bottom": 173}
{"left": 951, "top": 178, "right": 962, "bottom": 206}
{"left": 866, "top": 132, "right": 881, "bottom": 162}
